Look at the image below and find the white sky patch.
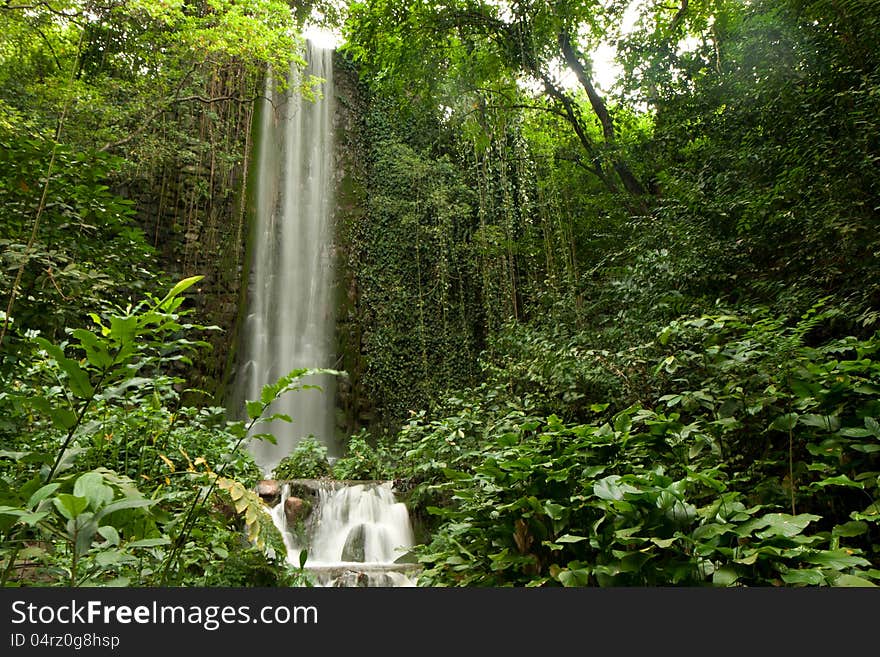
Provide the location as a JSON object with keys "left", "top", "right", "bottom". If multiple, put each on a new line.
{"left": 303, "top": 24, "right": 340, "bottom": 50}
{"left": 589, "top": 0, "right": 642, "bottom": 92}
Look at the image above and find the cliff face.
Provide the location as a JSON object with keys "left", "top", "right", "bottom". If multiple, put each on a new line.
{"left": 125, "top": 63, "right": 257, "bottom": 404}
{"left": 331, "top": 52, "right": 373, "bottom": 441}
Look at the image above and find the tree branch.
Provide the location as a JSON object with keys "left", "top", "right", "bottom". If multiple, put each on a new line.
{"left": 558, "top": 29, "right": 647, "bottom": 199}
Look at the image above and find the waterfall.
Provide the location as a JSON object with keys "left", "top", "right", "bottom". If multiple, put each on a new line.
{"left": 270, "top": 481, "right": 418, "bottom": 587}
{"left": 234, "top": 41, "right": 338, "bottom": 476}
{"left": 236, "top": 43, "right": 419, "bottom": 587}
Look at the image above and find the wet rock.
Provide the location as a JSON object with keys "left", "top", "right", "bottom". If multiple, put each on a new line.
{"left": 285, "top": 496, "right": 311, "bottom": 525}
{"left": 333, "top": 570, "right": 369, "bottom": 587}
{"left": 341, "top": 524, "right": 366, "bottom": 562}
{"left": 256, "top": 480, "right": 281, "bottom": 506}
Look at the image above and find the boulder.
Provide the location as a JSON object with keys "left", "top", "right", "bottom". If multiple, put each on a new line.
{"left": 256, "top": 480, "right": 281, "bottom": 506}
{"left": 284, "top": 496, "right": 311, "bottom": 525}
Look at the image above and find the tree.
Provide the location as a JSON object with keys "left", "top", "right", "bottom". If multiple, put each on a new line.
{"left": 343, "top": 0, "right": 647, "bottom": 200}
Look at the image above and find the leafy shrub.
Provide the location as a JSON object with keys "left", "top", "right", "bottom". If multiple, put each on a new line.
{"left": 272, "top": 436, "right": 332, "bottom": 480}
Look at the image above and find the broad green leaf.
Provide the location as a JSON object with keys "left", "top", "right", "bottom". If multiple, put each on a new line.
{"left": 769, "top": 413, "right": 798, "bottom": 432}
{"left": 27, "top": 483, "right": 61, "bottom": 509}
{"left": 804, "top": 549, "right": 871, "bottom": 569}
{"left": 555, "top": 534, "right": 588, "bottom": 543}
{"left": 74, "top": 472, "right": 114, "bottom": 511}
{"left": 810, "top": 475, "right": 863, "bottom": 489}
{"left": 97, "top": 525, "right": 120, "bottom": 546}
{"left": 557, "top": 568, "right": 590, "bottom": 587}
{"left": 71, "top": 513, "right": 98, "bottom": 556}
{"left": 109, "top": 315, "right": 138, "bottom": 345}
{"left": 781, "top": 569, "right": 825, "bottom": 585}
{"left": 594, "top": 475, "right": 640, "bottom": 501}
{"left": 712, "top": 566, "right": 740, "bottom": 586}
{"left": 95, "top": 550, "right": 126, "bottom": 567}
{"left": 54, "top": 494, "right": 89, "bottom": 520}
{"left": 35, "top": 338, "right": 94, "bottom": 398}
{"left": 71, "top": 329, "right": 114, "bottom": 368}
{"left": 30, "top": 396, "right": 77, "bottom": 430}
{"left": 543, "top": 501, "right": 566, "bottom": 520}
{"left": 832, "top": 521, "right": 868, "bottom": 538}
{"left": 246, "top": 400, "right": 264, "bottom": 420}
{"left": 799, "top": 414, "right": 840, "bottom": 432}
{"left": 160, "top": 276, "right": 204, "bottom": 307}
{"left": 95, "top": 497, "right": 155, "bottom": 521}
{"left": 831, "top": 574, "right": 877, "bottom": 587}
{"left": 751, "top": 513, "right": 820, "bottom": 538}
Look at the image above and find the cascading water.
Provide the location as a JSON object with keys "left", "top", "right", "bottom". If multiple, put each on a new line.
{"left": 234, "top": 43, "right": 418, "bottom": 587}
{"left": 234, "top": 41, "right": 338, "bottom": 476}
{"left": 270, "top": 481, "right": 418, "bottom": 587}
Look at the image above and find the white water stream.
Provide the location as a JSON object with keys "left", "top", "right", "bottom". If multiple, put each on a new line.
{"left": 270, "top": 481, "right": 417, "bottom": 587}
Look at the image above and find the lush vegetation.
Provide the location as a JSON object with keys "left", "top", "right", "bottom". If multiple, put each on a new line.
{"left": 2, "top": 0, "right": 879, "bottom": 587}
{"left": 335, "top": 0, "right": 880, "bottom": 587}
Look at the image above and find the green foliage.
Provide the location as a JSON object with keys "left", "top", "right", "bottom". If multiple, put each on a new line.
{"left": 368, "top": 305, "right": 879, "bottom": 587}
{"left": 272, "top": 437, "right": 333, "bottom": 480}
{"left": 332, "top": 430, "right": 396, "bottom": 481}
{"left": 0, "top": 278, "right": 329, "bottom": 586}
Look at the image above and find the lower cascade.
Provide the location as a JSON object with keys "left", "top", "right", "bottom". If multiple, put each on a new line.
{"left": 262, "top": 479, "right": 419, "bottom": 587}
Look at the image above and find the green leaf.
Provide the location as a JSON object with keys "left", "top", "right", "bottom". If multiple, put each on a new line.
{"left": 769, "top": 413, "right": 798, "bottom": 432}
{"left": 73, "top": 472, "right": 114, "bottom": 511}
{"left": 804, "top": 549, "right": 871, "bottom": 569}
{"left": 94, "top": 497, "right": 155, "bottom": 521}
{"left": 34, "top": 338, "right": 94, "bottom": 398}
{"left": 71, "top": 329, "right": 114, "bottom": 368}
{"left": 54, "top": 494, "right": 89, "bottom": 520}
{"left": 109, "top": 315, "right": 138, "bottom": 346}
{"left": 832, "top": 521, "right": 868, "bottom": 538}
{"left": 555, "top": 534, "right": 588, "bottom": 543}
{"left": 799, "top": 414, "right": 840, "bottom": 432}
{"left": 27, "top": 483, "right": 61, "bottom": 509}
{"left": 594, "top": 475, "right": 639, "bottom": 501}
{"left": 543, "top": 501, "right": 566, "bottom": 520}
{"left": 95, "top": 550, "right": 125, "bottom": 567}
{"left": 712, "top": 566, "right": 740, "bottom": 586}
{"left": 98, "top": 525, "right": 120, "bottom": 546}
{"left": 73, "top": 514, "right": 98, "bottom": 557}
{"left": 810, "top": 475, "right": 863, "bottom": 489}
{"left": 127, "top": 537, "right": 170, "bottom": 548}
{"left": 757, "top": 513, "right": 821, "bottom": 538}
{"left": 160, "top": 276, "right": 203, "bottom": 307}
{"left": 246, "top": 400, "right": 264, "bottom": 420}
{"left": 557, "top": 568, "right": 590, "bottom": 587}
{"left": 781, "top": 569, "right": 825, "bottom": 585}
{"left": 831, "top": 574, "right": 877, "bottom": 588}
{"left": 30, "top": 396, "right": 77, "bottom": 430}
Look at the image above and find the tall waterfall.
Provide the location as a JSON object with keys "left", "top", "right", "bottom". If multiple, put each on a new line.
{"left": 235, "top": 42, "right": 338, "bottom": 476}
